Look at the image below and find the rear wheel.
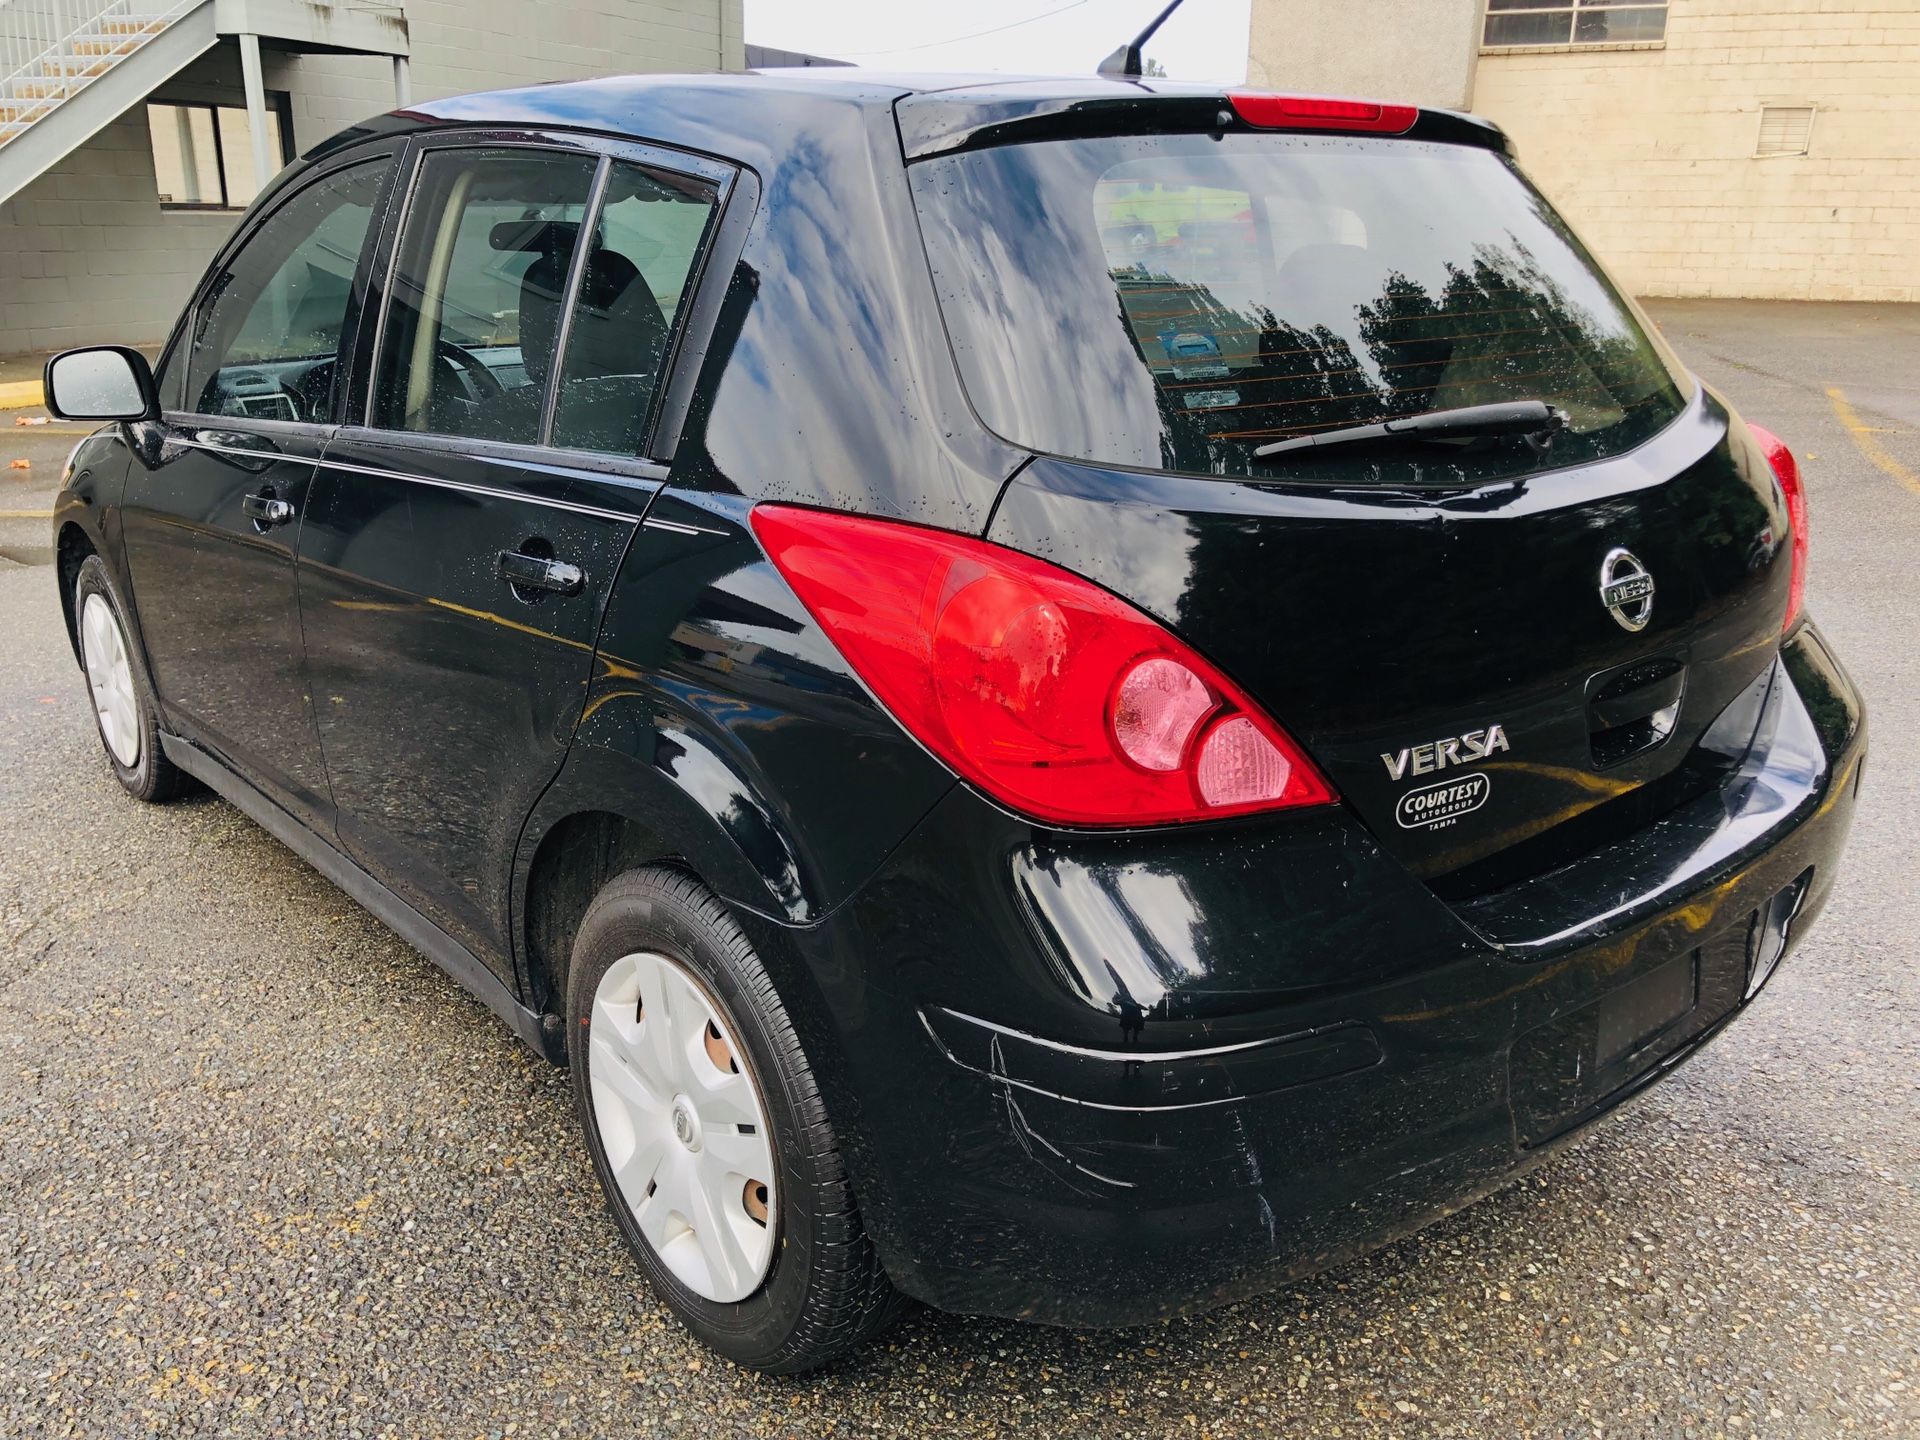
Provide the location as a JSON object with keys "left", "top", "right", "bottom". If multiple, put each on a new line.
{"left": 73, "top": 555, "right": 188, "bottom": 803}
{"left": 566, "top": 866, "right": 903, "bottom": 1373}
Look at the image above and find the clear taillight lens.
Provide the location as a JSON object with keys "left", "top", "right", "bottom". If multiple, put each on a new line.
{"left": 1112, "top": 657, "right": 1214, "bottom": 772}
{"left": 1749, "top": 423, "right": 1808, "bottom": 631}
{"left": 750, "top": 505, "right": 1335, "bottom": 827}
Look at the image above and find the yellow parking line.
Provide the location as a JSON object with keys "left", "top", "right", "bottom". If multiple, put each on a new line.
{"left": 1827, "top": 386, "right": 1920, "bottom": 499}
{"left": 0, "top": 508, "right": 54, "bottom": 519}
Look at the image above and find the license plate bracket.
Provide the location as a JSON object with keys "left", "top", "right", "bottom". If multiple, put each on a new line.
{"left": 1510, "top": 928, "right": 1749, "bottom": 1148}
{"left": 1596, "top": 951, "right": 1698, "bottom": 1067}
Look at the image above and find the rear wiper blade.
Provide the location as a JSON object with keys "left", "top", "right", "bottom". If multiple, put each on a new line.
{"left": 1253, "top": 400, "right": 1570, "bottom": 459}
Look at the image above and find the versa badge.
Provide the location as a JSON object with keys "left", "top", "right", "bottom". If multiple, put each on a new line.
{"left": 1380, "top": 724, "right": 1510, "bottom": 781}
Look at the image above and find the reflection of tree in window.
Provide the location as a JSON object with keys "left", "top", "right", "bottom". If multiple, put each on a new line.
{"left": 914, "top": 133, "right": 1691, "bottom": 485}
{"left": 1113, "top": 238, "right": 1675, "bottom": 484}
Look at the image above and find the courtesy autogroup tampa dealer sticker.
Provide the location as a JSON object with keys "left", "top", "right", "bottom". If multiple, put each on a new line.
{"left": 1395, "top": 772, "right": 1492, "bottom": 830}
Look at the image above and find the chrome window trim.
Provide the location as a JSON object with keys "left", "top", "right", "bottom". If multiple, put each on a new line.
{"left": 640, "top": 516, "right": 728, "bottom": 538}
{"left": 171, "top": 436, "right": 321, "bottom": 464}
{"left": 329, "top": 423, "right": 669, "bottom": 485}
{"left": 162, "top": 413, "right": 331, "bottom": 444}
{"left": 318, "top": 459, "right": 642, "bottom": 524}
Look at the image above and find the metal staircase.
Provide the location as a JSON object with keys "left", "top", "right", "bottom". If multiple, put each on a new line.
{"left": 0, "top": 0, "right": 408, "bottom": 206}
{"left": 1, "top": 0, "right": 215, "bottom": 202}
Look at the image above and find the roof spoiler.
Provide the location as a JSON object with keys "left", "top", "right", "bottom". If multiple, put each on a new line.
{"left": 895, "top": 89, "right": 1508, "bottom": 163}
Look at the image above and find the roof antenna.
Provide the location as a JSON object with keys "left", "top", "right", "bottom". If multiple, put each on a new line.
{"left": 1098, "top": 0, "right": 1188, "bottom": 79}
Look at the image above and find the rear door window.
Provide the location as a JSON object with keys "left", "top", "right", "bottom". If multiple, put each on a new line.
{"left": 370, "top": 147, "right": 720, "bottom": 456}
{"left": 911, "top": 135, "right": 1688, "bottom": 486}
{"left": 551, "top": 163, "right": 719, "bottom": 456}
{"left": 371, "top": 147, "right": 599, "bottom": 446}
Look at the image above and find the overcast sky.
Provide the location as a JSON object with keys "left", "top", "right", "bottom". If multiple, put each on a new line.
{"left": 744, "top": 0, "right": 1253, "bottom": 84}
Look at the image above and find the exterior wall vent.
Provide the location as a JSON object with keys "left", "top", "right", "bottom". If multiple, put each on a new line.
{"left": 1755, "top": 104, "right": 1816, "bottom": 158}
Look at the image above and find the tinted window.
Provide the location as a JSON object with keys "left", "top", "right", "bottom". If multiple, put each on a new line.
{"left": 910, "top": 135, "right": 1688, "bottom": 487}
{"left": 371, "top": 148, "right": 598, "bottom": 445}
{"left": 174, "top": 159, "right": 388, "bottom": 422}
{"left": 550, "top": 161, "right": 718, "bottom": 456}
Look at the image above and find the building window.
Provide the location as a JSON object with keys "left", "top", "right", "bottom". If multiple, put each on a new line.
{"left": 146, "top": 99, "right": 292, "bottom": 211}
{"left": 1483, "top": 1, "right": 1668, "bottom": 48}
{"left": 1756, "top": 104, "right": 1816, "bottom": 158}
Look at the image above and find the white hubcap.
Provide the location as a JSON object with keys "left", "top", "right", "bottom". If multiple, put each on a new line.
{"left": 80, "top": 592, "right": 140, "bottom": 769}
{"left": 588, "top": 951, "right": 777, "bottom": 1303}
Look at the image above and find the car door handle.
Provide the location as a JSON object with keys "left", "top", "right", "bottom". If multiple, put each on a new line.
{"left": 242, "top": 493, "right": 295, "bottom": 526}
{"left": 498, "top": 548, "right": 586, "bottom": 596}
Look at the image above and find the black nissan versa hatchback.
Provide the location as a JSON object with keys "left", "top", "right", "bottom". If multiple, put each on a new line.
{"left": 46, "top": 71, "right": 1864, "bottom": 1373}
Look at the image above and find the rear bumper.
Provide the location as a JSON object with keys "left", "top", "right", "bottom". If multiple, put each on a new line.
{"left": 759, "top": 624, "right": 1864, "bottom": 1326}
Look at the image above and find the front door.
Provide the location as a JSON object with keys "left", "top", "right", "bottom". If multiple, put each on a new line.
{"left": 298, "top": 139, "right": 723, "bottom": 969}
{"left": 121, "top": 152, "right": 395, "bottom": 824}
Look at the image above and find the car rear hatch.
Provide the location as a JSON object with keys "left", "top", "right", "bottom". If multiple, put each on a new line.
{"left": 901, "top": 87, "right": 1799, "bottom": 890}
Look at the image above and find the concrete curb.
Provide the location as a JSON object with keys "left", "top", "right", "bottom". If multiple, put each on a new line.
{"left": 0, "top": 380, "right": 44, "bottom": 410}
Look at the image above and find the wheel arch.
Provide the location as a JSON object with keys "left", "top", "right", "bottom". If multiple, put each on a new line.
{"left": 511, "top": 736, "right": 826, "bottom": 1023}
{"left": 53, "top": 426, "right": 140, "bottom": 671}
{"left": 518, "top": 805, "right": 683, "bottom": 1019}
{"left": 55, "top": 520, "right": 95, "bottom": 665}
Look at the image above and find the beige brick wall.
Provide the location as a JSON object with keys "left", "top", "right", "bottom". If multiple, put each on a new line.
{"left": 0, "top": 0, "right": 744, "bottom": 353}
{"left": 1474, "top": 0, "right": 1920, "bottom": 302}
{"left": 1246, "top": 0, "right": 1484, "bottom": 110}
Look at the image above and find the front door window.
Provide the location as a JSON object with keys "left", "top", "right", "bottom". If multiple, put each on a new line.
{"left": 170, "top": 159, "right": 389, "bottom": 423}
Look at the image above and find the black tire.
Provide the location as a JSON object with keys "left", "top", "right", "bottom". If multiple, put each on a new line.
{"left": 71, "top": 555, "right": 190, "bottom": 803}
{"left": 566, "top": 866, "right": 904, "bottom": 1373}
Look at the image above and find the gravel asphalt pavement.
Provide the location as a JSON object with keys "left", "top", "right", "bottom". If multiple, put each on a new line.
{"left": 1, "top": 300, "right": 1915, "bottom": 1438}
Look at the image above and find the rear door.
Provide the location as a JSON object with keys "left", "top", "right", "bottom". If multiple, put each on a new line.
{"left": 299, "top": 132, "right": 728, "bottom": 967}
{"left": 909, "top": 123, "right": 1796, "bottom": 890}
{"left": 122, "top": 147, "right": 397, "bottom": 824}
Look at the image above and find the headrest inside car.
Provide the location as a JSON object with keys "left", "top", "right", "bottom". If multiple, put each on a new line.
{"left": 489, "top": 219, "right": 581, "bottom": 254}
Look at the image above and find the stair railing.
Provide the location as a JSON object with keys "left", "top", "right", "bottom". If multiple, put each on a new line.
{"left": 0, "top": 0, "right": 194, "bottom": 114}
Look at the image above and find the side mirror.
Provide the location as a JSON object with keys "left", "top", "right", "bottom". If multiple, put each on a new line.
{"left": 44, "top": 345, "right": 158, "bottom": 423}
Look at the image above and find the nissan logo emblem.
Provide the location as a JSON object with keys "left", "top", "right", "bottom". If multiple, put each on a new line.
{"left": 1600, "top": 547, "right": 1655, "bottom": 632}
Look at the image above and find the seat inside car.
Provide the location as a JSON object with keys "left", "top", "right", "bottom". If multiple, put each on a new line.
{"left": 553, "top": 238, "right": 669, "bottom": 452}
{"left": 435, "top": 218, "right": 667, "bottom": 450}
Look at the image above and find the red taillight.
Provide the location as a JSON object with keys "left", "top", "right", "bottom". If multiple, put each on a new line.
{"left": 1228, "top": 92, "right": 1418, "bottom": 135}
{"left": 750, "top": 506, "right": 1335, "bottom": 827}
{"left": 1749, "top": 423, "right": 1808, "bottom": 631}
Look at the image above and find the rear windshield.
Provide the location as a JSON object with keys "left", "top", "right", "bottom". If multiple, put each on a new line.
{"left": 910, "top": 134, "right": 1689, "bottom": 485}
